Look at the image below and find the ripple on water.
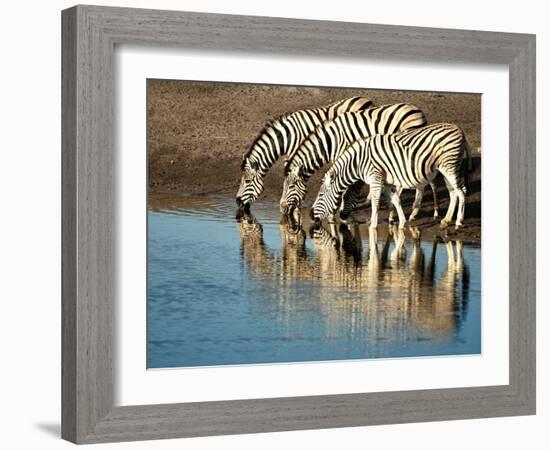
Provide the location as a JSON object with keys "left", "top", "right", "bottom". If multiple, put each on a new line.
{"left": 148, "top": 193, "right": 281, "bottom": 224}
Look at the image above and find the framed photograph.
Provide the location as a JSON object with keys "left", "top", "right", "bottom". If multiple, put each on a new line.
{"left": 62, "top": 5, "right": 536, "bottom": 444}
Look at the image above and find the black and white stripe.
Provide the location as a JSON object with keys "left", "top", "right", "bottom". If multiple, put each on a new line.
{"left": 280, "top": 103, "right": 438, "bottom": 220}
{"left": 235, "top": 96, "right": 373, "bottom": 210}
{"left": 312, "top": 123, "right": 470, "bottom": 230}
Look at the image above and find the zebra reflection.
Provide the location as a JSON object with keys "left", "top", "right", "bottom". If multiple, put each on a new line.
{"left": 237, "top": 213, "right": 315, "bottom": 283}
{"left": 237, "top": 216, "right": 470, "bottom": 344}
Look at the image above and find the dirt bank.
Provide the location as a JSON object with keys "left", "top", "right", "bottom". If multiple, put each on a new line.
{"left": 148, "top": 80, "right": 480, "bottom": 195}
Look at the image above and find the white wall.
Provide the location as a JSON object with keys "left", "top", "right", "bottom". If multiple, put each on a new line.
{"left": 0, "top": 1, "right": 546, "bottom": 448}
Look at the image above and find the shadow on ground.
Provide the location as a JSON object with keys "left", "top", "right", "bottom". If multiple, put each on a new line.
{"left": 35, "top": 423, "right": 60, "bottom": 438}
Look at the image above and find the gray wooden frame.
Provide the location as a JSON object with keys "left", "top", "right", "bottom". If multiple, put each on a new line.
{"left": 62, "top": 4, "right": 536, "bottom": 444}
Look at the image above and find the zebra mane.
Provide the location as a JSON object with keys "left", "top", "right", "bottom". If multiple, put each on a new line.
{"left": 241, "top": 97, "right": 374, "bottom": 171}
{"left": 283, "top": 117, "right": 333, "bottom": 177}
{"left": 283, "top": 162, "right": 291, "bottom": 177}
{"left": 283, "top": 155, "right": 294, "bottom": 176}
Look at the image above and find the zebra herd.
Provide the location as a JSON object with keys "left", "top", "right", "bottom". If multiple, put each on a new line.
{"left": 236, "top": 96, "right": 471, "bottom": 230}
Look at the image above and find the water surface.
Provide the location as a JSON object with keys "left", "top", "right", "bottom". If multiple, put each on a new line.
{"left": 147, "top": 193, "right": 481, "bottom": 368}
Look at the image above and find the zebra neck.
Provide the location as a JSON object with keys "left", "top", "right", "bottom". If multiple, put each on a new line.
{"left": 251, "top": 116, "right": 312, "bottom": 173}
{"left": 280, "top": 114, "right": 310, "bottom": 154}
{"left": 339, "top": 155, "right": 363, "bottom": 188}
{"left": 301, "top": 121, "right": 347, "bottom": 177}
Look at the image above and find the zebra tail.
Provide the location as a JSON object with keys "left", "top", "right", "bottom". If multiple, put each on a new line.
{"left": 465, "top": 137, "right": 472, "bottom": 172}
{"left": 462, "top": 137, "right": 473, "bottom": 191}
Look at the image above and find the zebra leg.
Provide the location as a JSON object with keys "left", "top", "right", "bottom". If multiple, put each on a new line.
{"left": 455, "top": 186, "right": 467, "bottom": 229}
{"left": 366, "top": 227, "right": 380, "bottom": 279}
{"left": 390, "top": 227, "right": 406, "bottom": 263}
{"left": 408, "top": 228, "right": 422, "bottom": 271}
{"left": 365, "top": 190, "right": 372, "bottom": 205}
{"left": 440, "top": 169, "right": 466, "bottom": 229}
{"left": 387, "top": 186, "right": 407, "bottom": 229}
{"left": 368, "top": 182, "right": 383, "bottom": 229}
{"left": 388, "top": 186, "right": 402, "bottom": 224}
{"left": 440, "top": 178, "right": 458, "bottom": 229}
{"left": 430, "top": 181, "right": 440, "bottom": 218}
{"left": 441, "top": 190, "right": 458, "bottom": 228}
{"left": 388, "top": 207, "right": 395, "bottom": 224}
{"left": 408, "top": 185, "right": 425, "bottom": 221}
{"left": 409, "top": 226, "right": 421, "bottom": 241}
{"left": 328, "top": 222, "right": 339, "bottom": 241}
{"left": 446, "top": 240, "right": 456, "bottom": 270}
{"left": 424, "top": 238, "right": 438, "bottom": 283}
{"left": 455, "top": 240, "right": 463, "bottom": 273}
{"left": 368, "top": 227, "right": 378, "bottom": 250}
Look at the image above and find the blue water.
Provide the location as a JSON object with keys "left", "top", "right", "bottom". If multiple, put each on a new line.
{"left": 147, "top": 193, "right": 481, "bottom": 369}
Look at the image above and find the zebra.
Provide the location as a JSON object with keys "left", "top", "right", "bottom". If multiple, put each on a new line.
{"left": 311, "top": 123, "right": 471, "bottom": 230}
{"left": 280, "top": 103, "right": 439, "bottom": 222}
{"left": 235, "top": 96, "right": 373, "bottom": 217}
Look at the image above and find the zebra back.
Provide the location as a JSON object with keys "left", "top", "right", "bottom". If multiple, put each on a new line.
{"left": 385, "top": 123, "right": 466, "bottom": 188}
{"left": 285, "top": 103, "right": 426, "bottom": 180}
{"left": 345, "top": 122, "right": 466, "bottom": 190}
{"left": 322, "top": 96, "right": 375, "bottom": 119}
{"left": 312, "top": 123, "right": 467, "bottom": 220}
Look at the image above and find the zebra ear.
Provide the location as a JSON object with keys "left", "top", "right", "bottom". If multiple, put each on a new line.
{"left": 298, "top": 166, "right": 306, "bottom": 179}
{"left": 283, "top": 161, "right": 291, "bottom": 176}
{"left": 282, "top": 158, "right": 290, "bottom": 173}
{"left": 250, "top": 160, "right": 260, "bottom": 171}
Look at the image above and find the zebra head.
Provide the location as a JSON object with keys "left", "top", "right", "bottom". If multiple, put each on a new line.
{"left": 279, "top": 164, "right": 308, "bottom": 216}
{"left": 237, "top": 211, "right": 263, "bottom": 237}
{"left": 310, "top": 223, "right": 339, "bottom": 249}
{"left": 311, "top": 171, "right": 341, "bottom": 223}
{"left": 236, "top": 158, "right": 263, "bottom": 215}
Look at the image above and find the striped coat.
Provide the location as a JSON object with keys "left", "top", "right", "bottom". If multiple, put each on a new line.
{"left": 312, "top": 123, "right": 470, "bottom": 230}
{"left": 280, "top": 103, "right": 438, "bottom": 221}
{"left": 235, "top": 96, "right": 373, "bottom": 213}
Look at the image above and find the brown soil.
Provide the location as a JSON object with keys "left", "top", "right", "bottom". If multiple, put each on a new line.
{"left": 148, "top": 79, "right": 481, "bottom": 242}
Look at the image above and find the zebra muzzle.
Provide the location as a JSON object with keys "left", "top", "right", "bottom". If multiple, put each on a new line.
{"left": 235, "top": 200, "right": 250, "bottom": 220}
